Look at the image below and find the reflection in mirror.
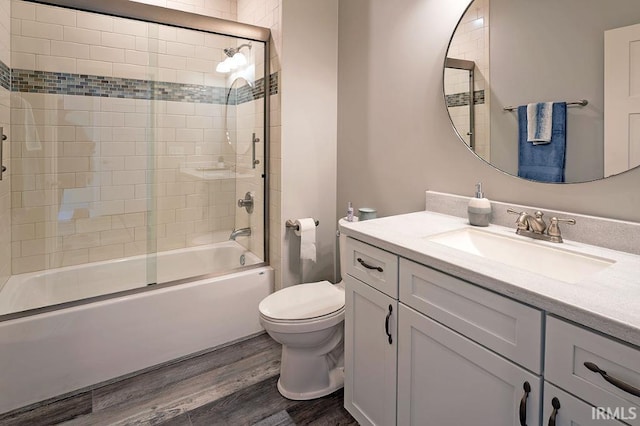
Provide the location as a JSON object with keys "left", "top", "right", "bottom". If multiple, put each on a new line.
{"left": 444, "top": 0, "right": 640, "bottom": 183}
{"left": 225, "top": 76, "right": 254, "bottom": 155}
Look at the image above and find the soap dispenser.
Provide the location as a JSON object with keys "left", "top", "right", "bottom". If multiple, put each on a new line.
{"left": 468, "top": 183, "right": 491, "bottom": 227}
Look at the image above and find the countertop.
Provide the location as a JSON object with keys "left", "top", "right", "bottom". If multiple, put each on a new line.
{"left": 339, "top": 211, "right": 640, "bottom": 348}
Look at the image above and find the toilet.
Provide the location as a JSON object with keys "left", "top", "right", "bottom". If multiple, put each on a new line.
{"left": 258, "top": 219, "right": 349, "bottom": 400}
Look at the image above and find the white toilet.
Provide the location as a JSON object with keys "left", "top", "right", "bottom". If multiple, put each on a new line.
{"left": 258, "top": 219, "right": 349, "bottom": 400}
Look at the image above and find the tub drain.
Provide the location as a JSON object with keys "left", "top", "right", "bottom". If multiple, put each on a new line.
{"left": 240, "top": 254, "right": 246, "bottom": 266}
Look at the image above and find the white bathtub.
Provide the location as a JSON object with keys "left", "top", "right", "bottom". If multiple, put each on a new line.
{"left": 0, "top": 242, "right": 274, "bottom": 414}
{"left": 0, "top": 241, "right": 261, "bottom": 316}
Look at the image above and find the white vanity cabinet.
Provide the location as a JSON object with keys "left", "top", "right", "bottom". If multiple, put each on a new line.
{"left": 343, "top": 237, "right": 543, "bottom": 425}
{"left": 344, "top": 238, "right": 399, "bottom": 426}
{"left": 396, "top": 259, "right": 542, "bottom": 426}
{"left": 341, "top": 210, "right": 640, "bottom": 426}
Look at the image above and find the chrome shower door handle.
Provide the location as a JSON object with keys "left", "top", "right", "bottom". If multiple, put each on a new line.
{"left": 0, "top": 126, "right": 6, "bottom": 181}
{"left": 252, "top": 132, "right": 260, "bottom": 169}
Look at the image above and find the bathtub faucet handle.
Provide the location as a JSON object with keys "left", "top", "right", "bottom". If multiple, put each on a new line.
{"left": 238, "top": 192, "right": 254, "bottom": 214}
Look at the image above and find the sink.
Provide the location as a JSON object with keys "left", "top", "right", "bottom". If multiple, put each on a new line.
{"left": 426, "top": 228, "right": 615, "bottom": 284}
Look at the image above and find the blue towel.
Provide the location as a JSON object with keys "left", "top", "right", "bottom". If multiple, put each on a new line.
{"left": 518, "top": 102, "right": 567, "bottom": 183}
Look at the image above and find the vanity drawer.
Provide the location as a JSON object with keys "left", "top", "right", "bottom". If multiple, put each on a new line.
{"left": 542, "top": 382, "right": 627, "bottom": 426}
{"left": 399, "top": 258, "right": 543, "bottom": 373}
{"left": 545, "top": 316, "right": 640, "bottom": 426}
{"left": 345, "top": 237, "right": 398, "bottom": 298}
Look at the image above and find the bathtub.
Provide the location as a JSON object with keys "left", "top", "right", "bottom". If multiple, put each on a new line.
{"left": 0, "top": 241, "right": 274, "bottom": 414}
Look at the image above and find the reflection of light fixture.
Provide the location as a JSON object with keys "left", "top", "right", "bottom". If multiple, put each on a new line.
{"left": 215, "top": 60, "right": 231, "bottom": 73}
{"left": 216, "top": 43, "right": 251, "bottom": 74}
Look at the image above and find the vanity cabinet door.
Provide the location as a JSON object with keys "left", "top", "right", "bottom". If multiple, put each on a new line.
{"left": 543, "top": 382, "right": 628, "bottom": 426}
{"left": 397, "top": 304, "right": 541, "bottom": 426}
{"left": 344, "top": 275, "right": 397, "bottom": 426}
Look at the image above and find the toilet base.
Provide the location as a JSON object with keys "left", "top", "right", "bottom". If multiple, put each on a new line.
{"left": 274, "top": 326, "right": 344, "bottom": 401}
{"left": 277, "top": 366, "right": 344, "bottom": 400}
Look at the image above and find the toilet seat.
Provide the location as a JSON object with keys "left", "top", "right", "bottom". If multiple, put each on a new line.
{"left": 259, "top": 281, "right": 345, "bottom": 321}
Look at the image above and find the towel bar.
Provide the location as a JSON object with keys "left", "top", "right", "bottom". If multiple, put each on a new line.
{"left": 286, "top": 219, "right": 319, "bottom": 231}
{"left": 503, "top": 99, "right": 588, "bottom": 112}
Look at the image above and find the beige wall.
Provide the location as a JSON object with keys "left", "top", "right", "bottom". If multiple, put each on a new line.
{"left": 337, "top": 0, "right": 640, "bottom": 224}
{"left": 280, "top": 0, "right": 338, "bottom": 288}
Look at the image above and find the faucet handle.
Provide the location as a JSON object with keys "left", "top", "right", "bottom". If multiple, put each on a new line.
{"left": 547, "top": 217, "right": 576, "bottom": 242}
{"left": 507, "top": 208, "right": 529, "bottom": 230}
{"left": 552, "top": 217, "right": 576, "bottom": 225}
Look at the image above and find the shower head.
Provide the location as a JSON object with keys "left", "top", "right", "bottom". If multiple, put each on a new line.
{"left": 217, "top": 43, "right": 252, "bottom": 73}
{"left": 224, "top": 43, "right": 252, "bottom": 58}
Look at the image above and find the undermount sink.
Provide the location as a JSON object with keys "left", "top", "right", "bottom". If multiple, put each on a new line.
{"left": 426, "top": 227, "right": 615, "bottom": 284}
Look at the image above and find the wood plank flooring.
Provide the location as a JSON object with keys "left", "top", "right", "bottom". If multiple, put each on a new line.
{"left": 0, "top": 333, "right": 357, "bottom": 425}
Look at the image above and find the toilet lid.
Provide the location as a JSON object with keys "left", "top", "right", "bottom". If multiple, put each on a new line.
{"left": 259, "top": 281, "right": 345, "bottom": 320}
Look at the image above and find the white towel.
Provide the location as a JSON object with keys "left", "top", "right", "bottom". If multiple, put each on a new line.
{"left": 527, "top": 102, "right": 553, "bottom": 144}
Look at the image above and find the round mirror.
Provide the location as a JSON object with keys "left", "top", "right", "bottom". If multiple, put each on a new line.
{"left": 444, "top": 0, "right": 640, "bottom": 183}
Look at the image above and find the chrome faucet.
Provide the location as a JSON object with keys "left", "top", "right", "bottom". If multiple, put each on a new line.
{"left": 507, "top": 209, "right": 576, "bottom": 243}
{"left": 229, "top": 227, "right": 251, "bottom": 240}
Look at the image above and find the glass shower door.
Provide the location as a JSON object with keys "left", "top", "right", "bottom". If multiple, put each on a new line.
{"left": 1, "top": 1, "right": 268, "bottom": 316}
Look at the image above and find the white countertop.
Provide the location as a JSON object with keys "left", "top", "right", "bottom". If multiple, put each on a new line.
{"left": 339, "top": 211, "right": 640, "bottom": 348}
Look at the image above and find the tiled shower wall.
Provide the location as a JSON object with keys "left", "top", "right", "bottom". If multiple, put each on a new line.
{"left": 0, "top": 0, "right": 10, "bottom": 288}
{"left": 9, "top": 0, "right": 268, "bottom": 274}
{"left": 237, "top": 0, "right": 282, "bottom": 287}
{"left": 444, "top": 0, "right": 490, "bottom": 161}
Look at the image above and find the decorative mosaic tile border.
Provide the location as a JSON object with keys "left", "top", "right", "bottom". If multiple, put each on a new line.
{"left": 0, "top": 60, "right": 9, "bottom": 91}
{"left": 445, "top": 90, "right": 485, "bottom": 108}
{"left": 0, "top": 59, "right": 278, "bottom": 105}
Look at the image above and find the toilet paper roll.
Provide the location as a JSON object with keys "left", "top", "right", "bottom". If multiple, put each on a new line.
{"left": 294, "top": 218, "right": 317, "bottom": 263}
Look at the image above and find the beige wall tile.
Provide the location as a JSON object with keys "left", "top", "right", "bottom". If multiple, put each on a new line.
{"left": 8, "top": 0, "right": 273, "bottom": 282}
{"left": 63, "top": 27, "right": 100, "bottom": 45}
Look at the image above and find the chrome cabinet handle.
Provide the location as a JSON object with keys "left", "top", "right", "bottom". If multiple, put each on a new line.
{"left": 357, "top": 257, "right": 383, "bottom": 272}
{"left": 384, "top": 304, "right": 393, "bottom": 344}
{"left": 519, "top": 381, "right": 531, "bottom": 426}
{"left": 548, "top": 397, "right": 560, "bottom": 426}
{"left": 584, "top": 362, "right": 640, "bottom": 397}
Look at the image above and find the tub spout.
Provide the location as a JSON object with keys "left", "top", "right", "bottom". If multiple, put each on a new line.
{"left": 229, "top": 227, "right": 251, "bottom": 240}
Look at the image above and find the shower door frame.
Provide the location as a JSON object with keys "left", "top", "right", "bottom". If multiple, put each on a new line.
{"left": 444, "top": 57, "right": 476, "bottom": 151}
{"left": 1, "top": 0, "right": 271, "bottom": 321}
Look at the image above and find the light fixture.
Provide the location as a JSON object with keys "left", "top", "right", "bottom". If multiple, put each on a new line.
{"left": 216, "top": 43, "right": 251, "bottom": 74}
{"left": 216, "top": 60, "right": 231, "bottom": 73}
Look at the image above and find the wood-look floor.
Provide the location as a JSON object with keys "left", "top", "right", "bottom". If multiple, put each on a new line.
{"left": 0, "top": 333, "right": 357, "bottom": 426}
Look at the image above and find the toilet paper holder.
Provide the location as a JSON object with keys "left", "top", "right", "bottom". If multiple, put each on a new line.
{"left": 286, "top": 219, "right": 319, "bottom": 231}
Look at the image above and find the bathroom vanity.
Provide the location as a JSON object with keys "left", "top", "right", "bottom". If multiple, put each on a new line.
{"left": 340, "top": 205, "right": 640, "bottom": 426}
